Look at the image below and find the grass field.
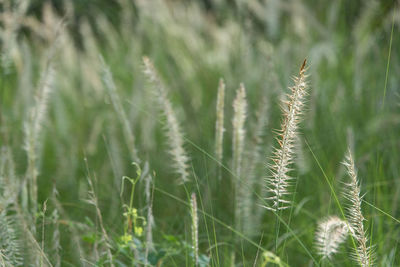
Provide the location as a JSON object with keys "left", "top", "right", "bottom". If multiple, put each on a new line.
{"left": 0, "top": 0, "right": 399, "bottom": 266}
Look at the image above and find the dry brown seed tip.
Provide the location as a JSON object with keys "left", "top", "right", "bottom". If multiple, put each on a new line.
{"left": 300, "top": 59, "right": 307, "bottom": 73}
{"left": 143, "top": 56, "right": 151, "bottom": 66}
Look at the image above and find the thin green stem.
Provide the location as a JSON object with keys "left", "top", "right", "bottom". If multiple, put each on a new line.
{"left": 382, "top": 9, "right": 395, "bottom": 108}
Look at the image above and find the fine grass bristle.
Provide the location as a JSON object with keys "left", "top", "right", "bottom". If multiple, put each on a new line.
{"left": 343, "top": 149, "right": 374, "bottom": 267}
{"left": 265, "top": 59, "right": 308, "bottom": 212}
{"left": 143, "top": 56, "right": 191, "bottom": 184}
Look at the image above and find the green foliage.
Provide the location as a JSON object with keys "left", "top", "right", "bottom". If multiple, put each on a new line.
{"left": 261, "top": 251, "right": 289, "bottom": 267}
{"left": 120, "top": 163, "right": 146, "bottom": 239}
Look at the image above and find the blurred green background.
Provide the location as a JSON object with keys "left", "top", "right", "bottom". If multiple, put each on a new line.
{"left": 0, "top": 0, "right": 399, "bottom": 266}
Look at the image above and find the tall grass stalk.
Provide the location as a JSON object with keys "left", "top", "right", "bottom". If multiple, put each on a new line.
{"left": 265, "top": 60, "right": 308, "bottom": 252}
{"left": 190, "top": 193, "right": 199, "bottom": 266}
{"left": 343, "top": 149, "right": 374, "bottom": 267}
{"left": 85, "top": 167, "right": 114, "bottom": 267}
{"left": 266, "top": 59, "right": 308, "bottom": 212}
{"left": 40, "top": 200, "right": 47, "bottom": 267}
{"left": 99, "top": 56, "right": 140, "bottom": 163}
{"left": 243, "top": 96, "right": 269, "bottom": 236}
{"left": 50, "top": 186, "right": 61, "bottom": 267}
{"left": 51, "top": 191, "right": 85, "bottom": 264}
{"left": 144, "top": 171, "right": 155, "bottom": 266}
{"left": 51, "top": 209, "right": 61, "bottom": 267}
{"left": 143, "top": 56, "right": 190, "bottom": 184}
{"left": 14, "top": 204, "right": 52, "bottom": 266}
{"left": 215, "top": 78, "right": 225, "bottom": 179}
{"left": 231, "top": 83, "right": 247, "bottom": 265}
{"left": 24, "top": 64, "right": 55, "bottom": 218}
{"left": 232, "top": 83, "right": 247, "bottom": 231}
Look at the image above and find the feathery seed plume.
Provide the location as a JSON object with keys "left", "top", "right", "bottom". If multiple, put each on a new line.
{"left": 215, "top": 78, "right": 225, "bottom": 167}
{"left": 232, "top": 83, "right": 247, "bottom": 178}
{"left": 100, "top": 56, "right": 140, "bottom": 163}
{"left": 265, "top": 59, "right": 308, "bottom": 211}
{"left": 190, "top": 193, "right": 199, "bottom": 266}
{"left": 232, "top": 84, "right": 247, "bottom": 230}
{"left": 242, "top": 96, "right": 269, "bottom": 236}
{"left": 315, "top": 216, "right": 350, "bottom": 259}
{"left": 343, "top": 149, "right": 373, "bottom": 267}
{"left": 143, "top": 56, "right": 190, "bottom": 184}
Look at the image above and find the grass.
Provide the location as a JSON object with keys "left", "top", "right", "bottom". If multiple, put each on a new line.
{"left": 0, "top": 0, "right": 399, "bottom": 266}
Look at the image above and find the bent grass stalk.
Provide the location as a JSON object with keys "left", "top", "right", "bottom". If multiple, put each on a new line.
{"left": 143, "top": 56, "right": 190, "bottom": 184}
{"left": 99, "top": 56, "right": 140, "bottom": 163}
